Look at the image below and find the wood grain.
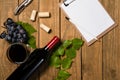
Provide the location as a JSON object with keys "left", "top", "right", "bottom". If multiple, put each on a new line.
{"left": 18, "top": 0, "right": 40, "bottom": 80}
{"left": 82, "top": 42, "right": 102, "bottom": 80}
{"left": 0, "top": 0, "right": 18, "bottom": 80}
{"left": 0, "top": 0, "right": 120, "bottom": 80}
{"left": 81, "top": 2, "right": 102, "bottom": 80}
{"left": 39, "top": 0, "right": 60, "bottom": 80}
{"left": 102, "top": 0, "right": 120, "bottom": 80}
{"left": 61, "top": 5, "right": 82, "bottom": 80}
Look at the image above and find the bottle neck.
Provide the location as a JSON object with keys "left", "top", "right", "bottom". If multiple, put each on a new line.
{"left": 44, "top": 36, "right": 60, "bottom": 52}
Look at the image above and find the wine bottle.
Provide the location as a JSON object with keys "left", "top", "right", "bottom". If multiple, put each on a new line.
{"left": 7, "top": 36, "right": 60, "bottom": 80}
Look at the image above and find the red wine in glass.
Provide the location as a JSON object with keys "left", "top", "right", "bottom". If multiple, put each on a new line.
{"left": 7, "top": 43, "right": 29, "bottom": 64}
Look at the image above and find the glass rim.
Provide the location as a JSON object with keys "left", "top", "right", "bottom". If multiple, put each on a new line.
{"left": 6, "top": 43, "right": 29, "bottom": 64}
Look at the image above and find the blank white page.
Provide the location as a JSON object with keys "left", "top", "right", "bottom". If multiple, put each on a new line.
{"left": 60, "top": 0, "right": 116, "bottom": 45}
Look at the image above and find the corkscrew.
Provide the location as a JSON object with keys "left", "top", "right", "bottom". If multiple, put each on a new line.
{"left": 14, "top": 0, "right": 33, "bottom": 15}
{"left": 63, "top": 0, "right": 76, "bottom": 6}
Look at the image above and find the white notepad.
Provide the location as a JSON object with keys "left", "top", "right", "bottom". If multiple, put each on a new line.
{"left": 60, "top": 0, "right": 116, "bottom": 45}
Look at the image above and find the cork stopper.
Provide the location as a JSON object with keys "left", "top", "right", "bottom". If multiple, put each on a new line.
{"left": 30, "top": 10, "right": 37, "bottom": 21}
{"left": 38, "top": 12, "right": 50, "bottom": 18}
{"left": 40, "top": 23, "right": 51, "bottom": 33}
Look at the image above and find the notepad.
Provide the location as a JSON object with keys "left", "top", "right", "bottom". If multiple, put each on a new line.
{"left": 60, "top": 0, "right": 116, "bottom": 45}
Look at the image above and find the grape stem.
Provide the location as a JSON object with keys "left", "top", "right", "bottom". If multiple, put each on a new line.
{"left": 1, "top": 26, "right": 7, "bottom": 29}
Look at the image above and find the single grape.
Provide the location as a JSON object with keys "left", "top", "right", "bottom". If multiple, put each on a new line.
{"left": 16, "top": 25, "right": 22, "bottom": 30}
{"left": 7, "top": 35, "right": 12, "bottom": 41}
{"left": 11, "top": 38, "right": 16, "bottom": 43}
{"left": 19, "top": 38, "right": 25, "bottom": 43}
{"left": 14, "top": 29, "right": 19, "bottom": 34}
{"left": 13, "top": 32, "right": 17, "bottom": 38}
{"left": 6, "top": 24, "right": 11, "bottom": 30}
{"left": 10, "top": 26, "right": 15, "bottom": 31}
{"left": 4, "top": 35, "right": 8, "bottom": 40}
{"left": 6, "top": 18, "right": 13, "bottom": 25}
{"left": 5, "top": 35, "right": 11, "bottom": 42}
{"left": 16, "top": 38, "right": 20, "bottom": 42}
{"left": 0, "top": 31, "right": 7, "bottom": 39}
{"left": 17, "top": 33, "right": 22, "bottom": 39}
{"left": 19, "top": 29, "right": 26, "bottom": 34}
{"left": 23, "top": 34, "right": 27, "bottom": 38}
{"left": 8, "top": 30, "right": 13, "bottom": 36}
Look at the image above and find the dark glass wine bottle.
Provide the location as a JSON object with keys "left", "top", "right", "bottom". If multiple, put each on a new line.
{"left": 7, "top": 36, "right": 60, "bottom": 80}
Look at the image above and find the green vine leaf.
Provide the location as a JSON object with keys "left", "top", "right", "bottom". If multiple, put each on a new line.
{"left": 63, "top": 40, "right": 72, "bottom": 48}
{"left": 72, "top": 38, "right": 84, "bottom": 50}
{"left": 50, "top": 55, "right": 61, "bottom": 68}
{"left": 61, "top": 58, "right": 72, "bottom": 70}
{"left": 57, "top": 46, "right": 65, "bottom": 56}
{"left": 28, "top": 36, "right": 36, "bottom": 48}
{"left": 55, "top": 70, "right": 71, "bottom": 80}
{"left": 65, "top": 48, "right": 76, "bottom": 59}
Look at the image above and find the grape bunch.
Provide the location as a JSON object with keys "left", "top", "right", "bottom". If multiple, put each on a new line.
{"left": 0, "top": 18, "right": 29, "bottom": 44}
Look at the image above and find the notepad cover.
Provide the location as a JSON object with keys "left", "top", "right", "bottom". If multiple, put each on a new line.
{"left": 60, "top": 0, "right": 116, "bottom": 45}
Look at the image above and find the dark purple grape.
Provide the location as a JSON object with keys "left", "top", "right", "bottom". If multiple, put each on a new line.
{"left": 23, "top": 34, "right": 27, "bottom": 38}
{"left": 19, "top": 29, "right": 26, "bottom": 34}
{"left": 0, "top": 31, "right": 7, "bottom": 39}
{"left": 12, "top": 38, "right": 16, "bottom": 43}
{"left": 13, "top": 32, "right": 17, "bottom": 38}
{"left": 6, "top": 24, "right": 11, "bottom": 29}
{"left": 10, "top": 23, "right": 17, "bottom": 27}
{"left": 7, "top": 35, "right": 12, "bottom": 41}
{"left": 14, "top": 29, "right": 19, "bottom": 34}
{"left": 5, "top": 35, "right": 8, "bottom": 40}
{"left": 19, "top": 38, "right": 25, "bottom": 43}
{"left": 16, "top": 38, "right": 20, "bottom": 42}
{"left": 16, "top": 25, "right": 22, "bottom": 30}
{"left": 10, "top": 26, "right": 15, "bottom": 31}
{"left": 6, "top": 18, "right": 13, "bottom": 25}
{"left": 5, "top": 35, "right": 12, "bottom": 41}
{"left": 8, "top": 30, "right": 13, "bottom": 36}
{"left": 17, "top": 33, "right": 22, "bottom": 39}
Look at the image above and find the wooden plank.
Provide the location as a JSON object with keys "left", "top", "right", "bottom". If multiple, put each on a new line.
{"left": 18, "top": 0, "right": 39, "bottom": 47}
{"left": 102, "top": 0, "right": 120, "bottom": 80}
{"left": 18, "top": 0, "right": 39, "bottom": 80}
{"left": 0, "top": 0, "right": 18, "bottom": 80}
{"left": 60, "top": 2, "right": 82, "bottom": 80}
{"left": 82, "top": 42, "right": 102, "bottom": 80}
{"left": 39, "top": 0, "right": 60, "bottom": 80}
{"left": 81, "top": 0, "right": 103, "bottom": 80}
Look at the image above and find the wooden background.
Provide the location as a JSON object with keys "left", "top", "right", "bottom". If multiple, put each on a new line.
{"left": 0, "top": 0, "right": 120, "bottom": 80}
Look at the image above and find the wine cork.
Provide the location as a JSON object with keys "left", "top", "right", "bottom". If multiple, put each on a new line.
{"left": 38, "top": 12, "right": 50, "bottom": 18}
{"left": 30, "top": 10, "right": 37, "bottom": 21}
{"left": 40, "top": 24, "right": 51, "bottom": 33}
